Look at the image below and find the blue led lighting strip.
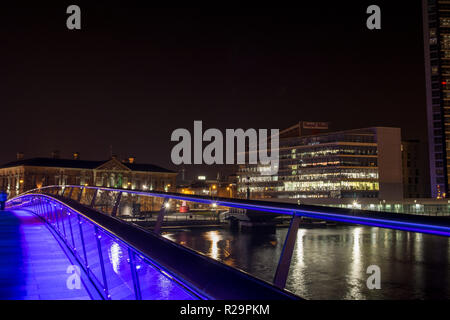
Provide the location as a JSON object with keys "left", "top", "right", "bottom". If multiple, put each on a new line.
{"left": 16, "top": 185, "right": 450, "bottom": 238}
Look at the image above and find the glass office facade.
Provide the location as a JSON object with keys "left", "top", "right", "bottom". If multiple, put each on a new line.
{"left": 237, "top": 127, "right": 402, "bottom": 201}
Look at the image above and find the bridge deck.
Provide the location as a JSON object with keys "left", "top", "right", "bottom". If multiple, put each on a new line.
{"left": 0, "top": 209, "right": 202, "bottom": 300}
{"left": 0, "top": 209, "right": 96, "bottom": 299}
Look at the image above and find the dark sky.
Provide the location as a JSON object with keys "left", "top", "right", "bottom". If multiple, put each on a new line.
{"left": 1, "top": 1, "right": 426, "bottom": 180}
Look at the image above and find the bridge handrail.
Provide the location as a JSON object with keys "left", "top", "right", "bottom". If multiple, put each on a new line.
{"left": 26, "top": 185, "right": 450, "bottom": 237}
{"left": 15, "top": 185, "right": 450, "bottom": 290}
{"left": 6, "top": 192, "right": 300, "bottom": 300}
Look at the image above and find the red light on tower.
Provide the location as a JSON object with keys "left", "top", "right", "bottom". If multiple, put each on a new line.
{"left": 442, "top": 81, "right": 447, "bottom": 85}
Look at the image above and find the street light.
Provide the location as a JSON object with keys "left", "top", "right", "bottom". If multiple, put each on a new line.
{"left": 209, "top": 184, "right": 217, "bottom": 196}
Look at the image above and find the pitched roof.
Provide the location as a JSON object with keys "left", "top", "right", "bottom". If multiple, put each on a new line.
{"left": 122, "top": 162, "right": 175, "bottom": 173}
{"left": 0, "top": 158, "right": 102, "bottom": 169}
{"left": 0, "top": 157, "right": 175, "bottom": 173}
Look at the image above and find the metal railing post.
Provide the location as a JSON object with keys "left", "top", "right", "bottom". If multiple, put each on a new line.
{"left": 128, "top": 249, "right": 142, "bottom": 300}
{"left": 273, "top": 214, "right": 301, "bottom": 289}
{"left": 48, "top": 201, "right": 53, "bottom": 222}
{"left": 94, "top": 226, "right": 110, "bottom": 299}
{"left": 78, "top": 215, "right": 89, "bottom": 267}
{"left": 43, "top": 200, "right": 47, "bottom": 218}
{"left": 68, "top": 187, "right": 74, "bottom": 199}
{"left": 154, "top": 198, "right": 169, "bottom": 234}
{"left": 111, "top": 191, "right": 122, "bottom": 217}
{"left": 77, "top": 187, "right": 84, "bottom": 202}
{"left": 53, "top": 202, "right": 60, "bottom": 232}
{"left": 90, "top": 189, "right": 98, "bottom": 208}
{"left": 37, "top": 199, "right": 41, "bottom": 216}
{"left": 41, "top": 200, "right": 46, "bottom": 219}
{"left": 45, "top": 201, "right": 50, "bottom": 222}
{"left": 60, "top": 207, "right": 67, "bottom": 239}
{"left": 36, "top": 199, "right": 40, "bottom": 215}
{"left": 67, "top": 210, "right": 76, "bottom": 249}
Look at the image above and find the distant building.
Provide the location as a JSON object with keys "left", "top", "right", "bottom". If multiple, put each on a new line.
{"left": 177, "top": 175, "right": 236, "bottom": 198}
{"left": 237, "top": 125, "right": 404, "bottom": 201}
{"left": 422, "top": 0, "right": 450, "bottom": 198}
{"left": 280, "top": 121, "right": 330, "bottom": 138}
{"left": 401, "top": 140, "right": 430, "bottom": 198}
{"left": 0, "top": 153, "right": 176, "bottom": 197}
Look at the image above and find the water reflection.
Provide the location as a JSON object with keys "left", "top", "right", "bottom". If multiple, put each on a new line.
{"left": 345, "top": 227, "right": 363, "bottom": 300}
{"left": 296, "top": 229, "right": 306, "bottom": 268}
{"left": 164, "top": 226, "right": 450, "bottom": 299}
{"left": 290, "top": 229, "right": 306, "bottom": 292}
{"left": 205, "top": 231, "right": 220, "bottom": 260}
{"left": 414, "top": 232, "right": 423, "bottom": 263}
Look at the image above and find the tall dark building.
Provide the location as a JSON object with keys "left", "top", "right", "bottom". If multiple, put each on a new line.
{"left": 401, "top": 140, "right": 430, "bottom": 198}
{"left": 422, "top": 0, "right": 450, "bottom": 198}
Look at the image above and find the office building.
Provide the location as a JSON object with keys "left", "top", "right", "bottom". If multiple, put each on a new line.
{"left": 422, "top": 0, "right": 450, "bottom": 198}
{"left": 237, "top": 125, "right": 403, "bottom": 201}
{"left": 401, "top": 140, "right": 430, "bottom": 198}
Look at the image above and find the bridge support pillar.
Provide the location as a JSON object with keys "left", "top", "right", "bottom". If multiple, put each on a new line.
{"left": 90, "top": 189, "right": 98, "bottom": 208}
{"left": 273, "top": 214, "right": 301, "bottom": 289}
{"left": 111, "top": 192, "right": 122, "bottom": 217}
{"left": 68, "top": 187, "right": 74, "bottom": 199}
{"left": 154, "top": 198, "right": 169, "bottom": 234}
{"left": 77, "top": 187, "right": 84, "bottom": 202}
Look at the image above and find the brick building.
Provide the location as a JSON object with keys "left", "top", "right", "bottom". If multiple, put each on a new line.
{"left": 0, "top": 153, "right": 177, "bottom": 198}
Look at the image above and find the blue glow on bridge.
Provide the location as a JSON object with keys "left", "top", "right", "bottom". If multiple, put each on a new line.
{"left": 1, "top": 203, "right": 200, "bottom": 300}
{"left": 0, "top": 209, "right": 94, "bottom": 299}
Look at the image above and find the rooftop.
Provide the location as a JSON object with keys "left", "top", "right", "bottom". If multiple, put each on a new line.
{"left": 0, "top": 157, "right": 175, "bottom": 173}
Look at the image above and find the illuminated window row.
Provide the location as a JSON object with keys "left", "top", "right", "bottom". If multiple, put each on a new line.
{"left": 283, "top": 181, "right": 379, "bottom": 192}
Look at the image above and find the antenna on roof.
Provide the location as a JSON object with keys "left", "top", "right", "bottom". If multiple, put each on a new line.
{"left": 109, "top": 145, "right": 113, "bottom": 158}
{"left": 181, "top": 166, "right": 186, "bottom": 181}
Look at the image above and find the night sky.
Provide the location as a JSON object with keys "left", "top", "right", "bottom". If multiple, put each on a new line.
{"left": 1, "top": 2, "right": 426, "bottom": 180}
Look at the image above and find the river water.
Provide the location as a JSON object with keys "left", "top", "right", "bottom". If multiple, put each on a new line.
{"left": 162, "top": 225, "right": 450, "bottom": 299}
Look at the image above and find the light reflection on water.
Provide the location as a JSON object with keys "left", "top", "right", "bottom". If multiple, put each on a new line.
{"left": 205, "top": 231, "right": 220, "bottom": 260}
{"left": 162, "top": 225, "right": 450, "bottom": 300}
{"left": 345, "top": 227, "right": 363, "bottom": 300}
{"left": 291, "top": 229, "right": 306, "bottom": 290}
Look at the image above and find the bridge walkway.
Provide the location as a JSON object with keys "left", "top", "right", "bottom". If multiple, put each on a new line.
{"left": 0, "top": 209, "right": 96, "bottom": 299}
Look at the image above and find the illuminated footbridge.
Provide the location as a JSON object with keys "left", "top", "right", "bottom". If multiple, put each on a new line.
{"left": 3, "top": 185, "right": 450, "bottom": 300}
